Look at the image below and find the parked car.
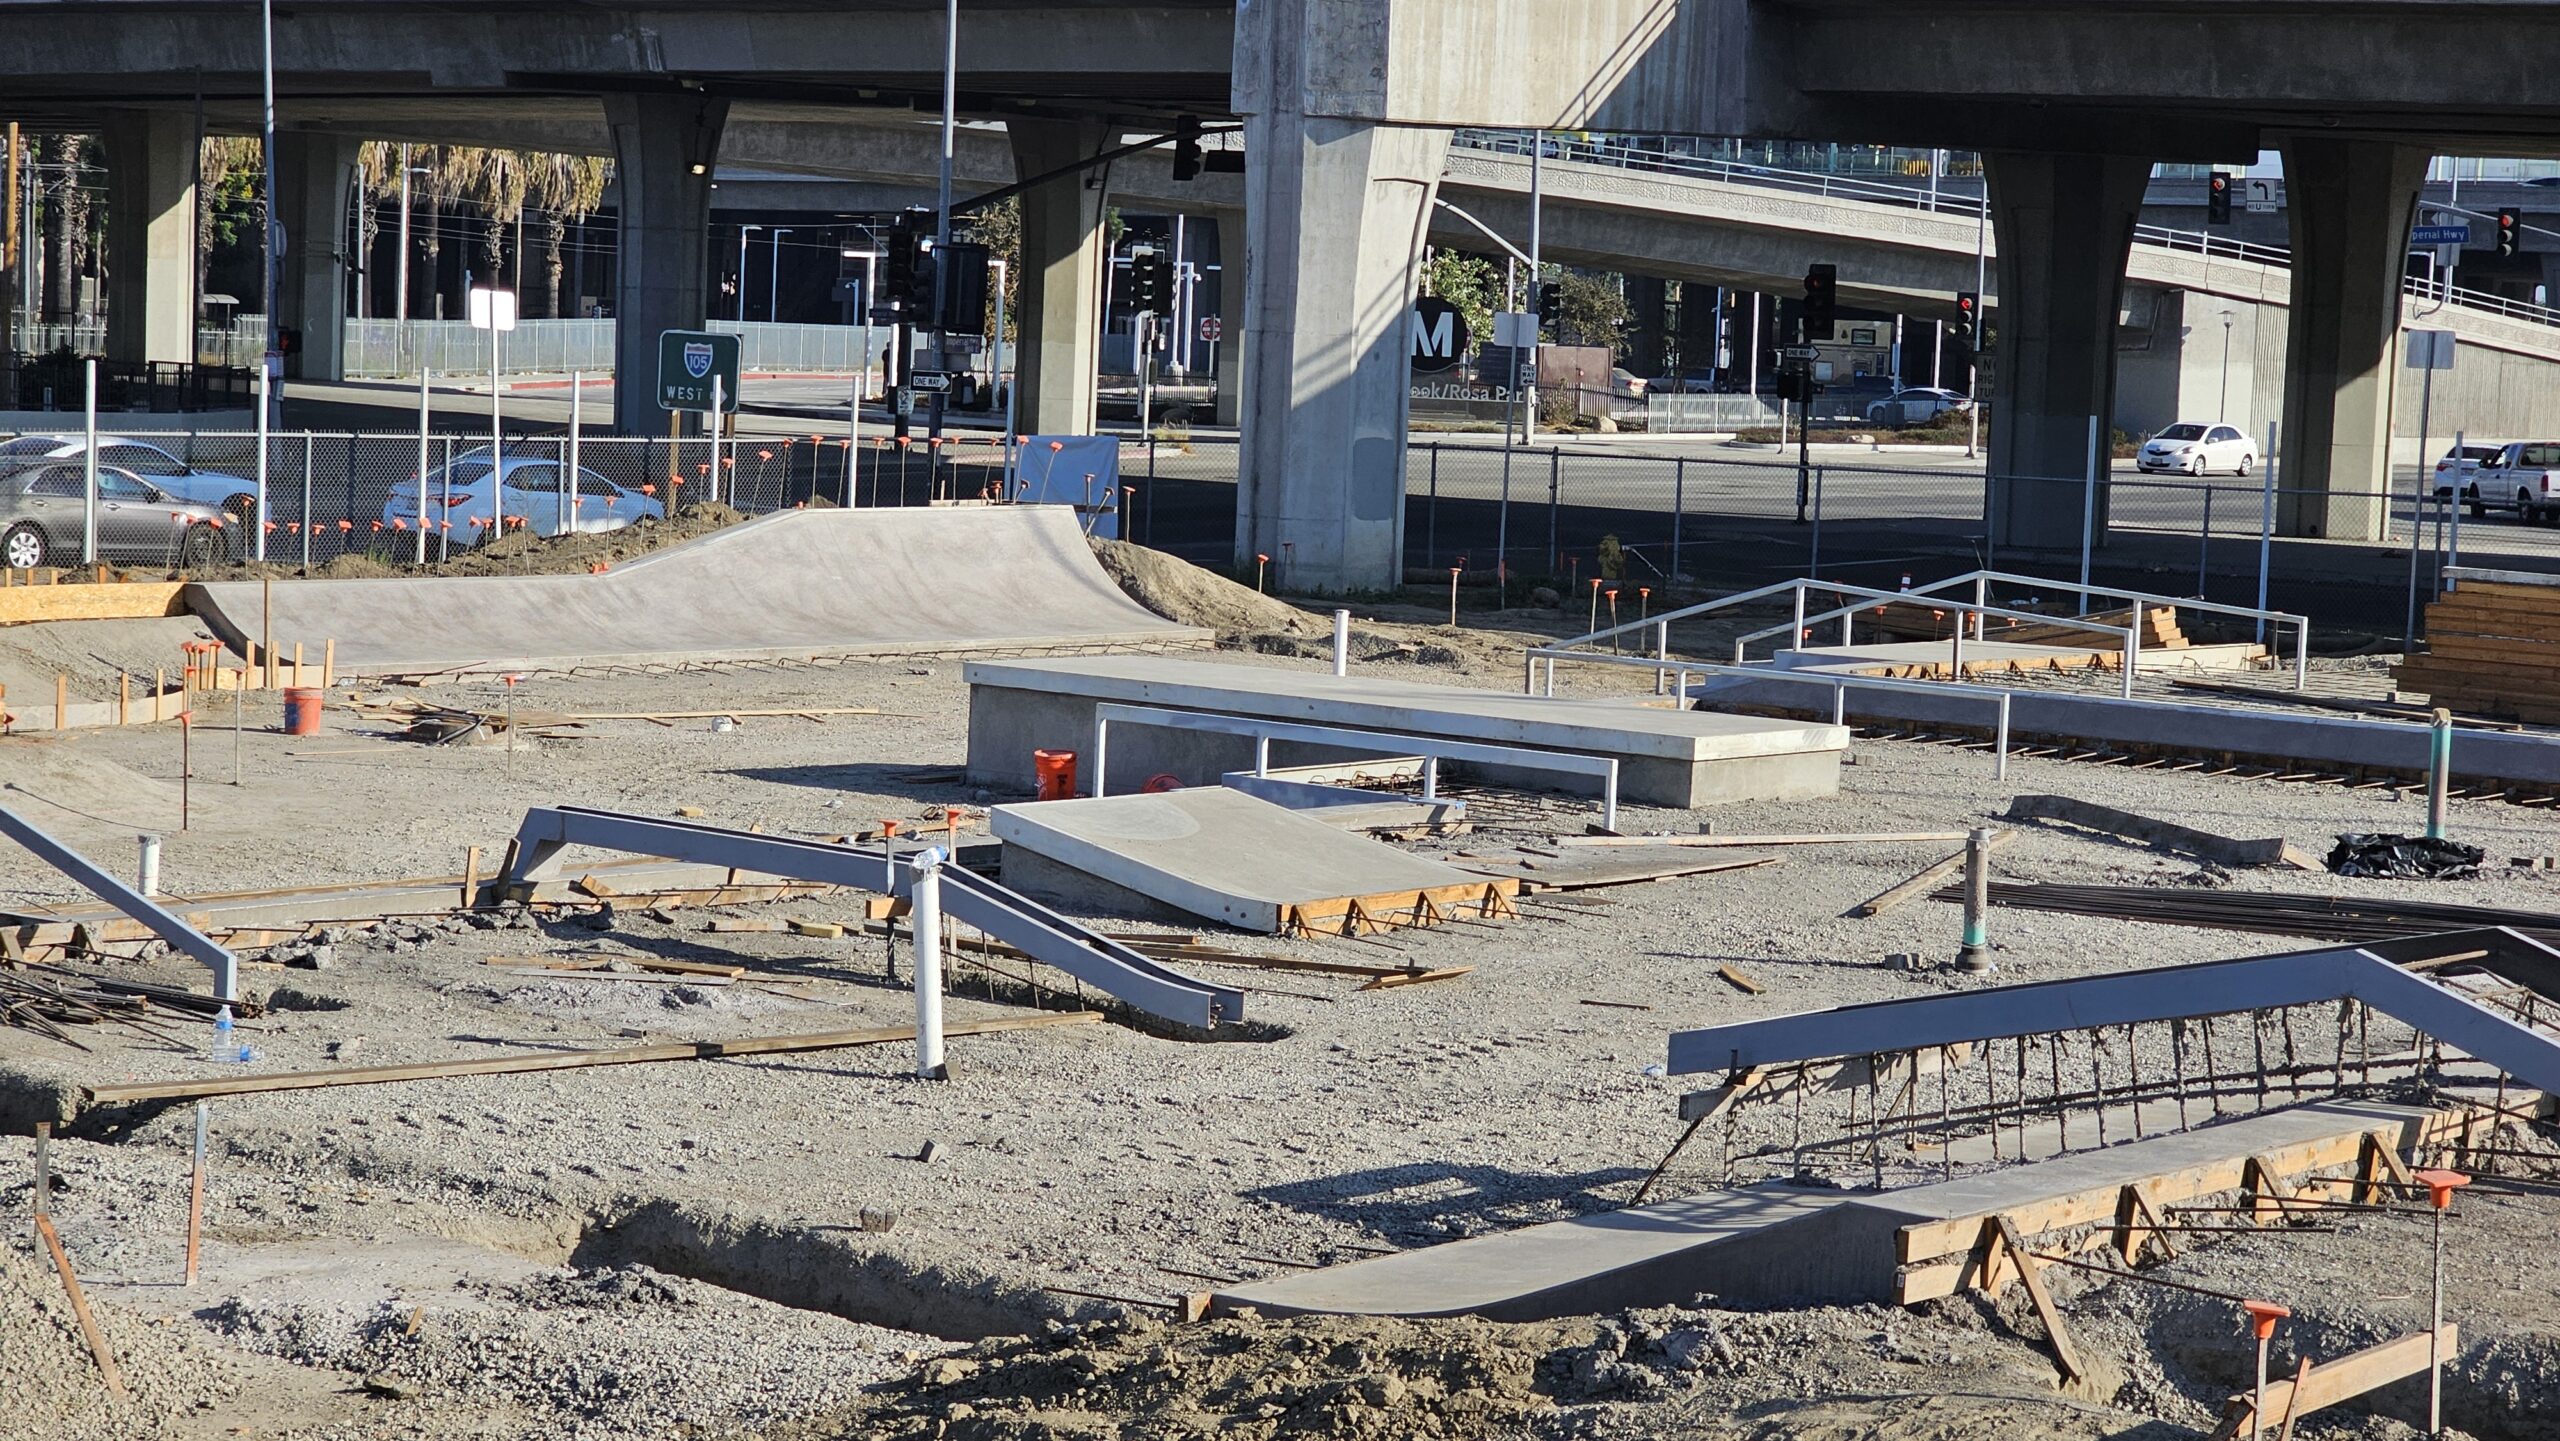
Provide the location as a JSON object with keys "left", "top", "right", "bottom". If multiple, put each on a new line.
{"left": 382, "top": 451, "right": 666, "bottom": 541}
{"left": 1863, "top": 387, "right": 1972, "bottom": 426}
{"left": 2136, "top": 422, "right": 2258, "bottom": 476}
{"left": 2432, "top": 442, "right": 2507, "bottom": 513}
{"left": 0, "top": 434, "right": 261, "bottom": 523}
{"left": 2471, "top": 441, "right": 2560, "bottom": 523}
{"left": 1, "top": 462, "right": 234, "bottom": 569}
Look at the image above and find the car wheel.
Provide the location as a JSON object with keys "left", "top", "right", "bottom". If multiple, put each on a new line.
{"left": 2236, "top": 454, "right": 2253, "bottom": 477}
{"left": 2470, "top": 501, "right": 2489, "bottom": 519}
{"left": 178, "top": 523, "right": 225, "bottom": 568}
{"left": 2189, "top": 457, "right": 2206, "bottom": 477}
{"left": 2522, "top": 489, "right": 2538, "bottom": 516}
{"left": 1, "top": 523, "right": 48, "bottom": 569}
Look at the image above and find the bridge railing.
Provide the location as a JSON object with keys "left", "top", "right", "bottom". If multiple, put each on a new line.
{"left": 1449, "top": 132, "right": 2560, "bottom": 330}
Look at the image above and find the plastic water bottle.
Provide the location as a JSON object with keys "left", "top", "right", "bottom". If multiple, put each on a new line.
{"left": 210, "top": 1006, "right": 235, "bottom": 1063}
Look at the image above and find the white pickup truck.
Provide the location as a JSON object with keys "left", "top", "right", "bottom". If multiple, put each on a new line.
{"left": 2471, "top": 441, "right": 2560, "bottom": 524}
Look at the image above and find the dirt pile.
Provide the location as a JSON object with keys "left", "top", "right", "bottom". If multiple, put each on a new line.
{"left": 205, "top": 500, "right": 755, "bottom": 584}
{"left": 1089, "top": 540, "right": 1325, "bottom": 638}
{"left": 841, "top": 1310, "right": 1601, "bottom": 1440}
{"left": 0, "top": 1237, "right": 249, "bottom": 1441}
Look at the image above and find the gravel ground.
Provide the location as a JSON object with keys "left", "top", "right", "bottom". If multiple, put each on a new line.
{"left": 3, "top": 581, "right": 2558, "bottom": 1439}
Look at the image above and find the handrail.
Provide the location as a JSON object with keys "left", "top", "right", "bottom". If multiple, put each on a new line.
{"left": 1447, "top": 131, "right": 2560, "bottom": 331}
{"left": 1896, "top": 569, "right": 2311, "bottom": 690}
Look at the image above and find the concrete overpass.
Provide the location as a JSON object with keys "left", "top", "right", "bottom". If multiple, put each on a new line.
{"left": 12, "top": 0, "right": 2560, "bottom": 583}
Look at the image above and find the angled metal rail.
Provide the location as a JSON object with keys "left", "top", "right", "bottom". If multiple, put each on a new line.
{"left": 1667, "top": 928, "right": 2560, "bottom": 1092}
{"left": 502, "top": 805, "right": 1243, "bottom": 1029}
{"left": 0, "top": 802, "right": 237, "bottom": 1000}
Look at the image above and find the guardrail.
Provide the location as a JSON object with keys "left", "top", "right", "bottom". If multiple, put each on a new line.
{"left": 1890, "top": 569, "right": 2311, "bottom": 691}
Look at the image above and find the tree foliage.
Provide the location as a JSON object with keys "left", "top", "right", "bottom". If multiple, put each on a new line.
{"left": 1551, "top": 270, "right": 1630, "bottom": 351}
{"left": 1421, "top": 248, "right": 1500, "bottom": 359}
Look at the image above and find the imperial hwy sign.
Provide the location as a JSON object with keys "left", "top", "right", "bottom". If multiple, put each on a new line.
{"left": 657, "top": 329, "right": 740, "bottom": 413}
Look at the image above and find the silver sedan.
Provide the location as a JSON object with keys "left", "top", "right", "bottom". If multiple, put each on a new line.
{"left": 0, "top": 461, "right": 235, "bottom": 569}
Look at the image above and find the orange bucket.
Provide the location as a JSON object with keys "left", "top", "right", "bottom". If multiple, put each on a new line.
{"left": 281, "top": 687, "right": 324, "bottom": 736}
{"left": 1033, "top": 748, "right": 1078, "bottom": 801}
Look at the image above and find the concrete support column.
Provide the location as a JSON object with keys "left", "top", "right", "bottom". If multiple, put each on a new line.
{"left": 275, "top": 131, "right": 357, "bottom": 382}
{"left": 1211, "top": 207, "right": 1246, "bottom": 427}
{"left": 605, "top": 92, "right": 727, "bottom": 436}
{"left": 1007, "top": 119, "right": 1108, "bottom": 437}
{"left": 1235, "top": 117, "right": 1445, "bottom": 591}
{"left": 103, "top": 111, "right": 197, "bottom": 366}
{"left": 2277, "top": 137, "right": 2426, "bottom": 540}
{"left": 1983, "top": 150, "right": 2151, "bottom": 552}
{"left": 1624, "top": 275, "right": 1668, "bottom": 379}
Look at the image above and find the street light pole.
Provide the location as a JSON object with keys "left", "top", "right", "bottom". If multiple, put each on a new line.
{"left": 768, "top": 227, "right": 793, "bottom": 322}
{"left": 257, "top": 0, "right": 279, "bottom": 556}
{"left": 736, "top": 225, "right": 760, "bottom": 322}
{"left": 2218, "top": 310, "right": 2236, "bottom": 422}
{"left": 395, "top": 144, "right": 411, "bottom": 323}
{"left": 927, "top": 0, "right": 957, "bottom": 470}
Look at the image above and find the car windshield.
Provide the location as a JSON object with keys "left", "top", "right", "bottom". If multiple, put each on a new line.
{"left": 2156, "top": 425, "right": 2207, "bottom": 441}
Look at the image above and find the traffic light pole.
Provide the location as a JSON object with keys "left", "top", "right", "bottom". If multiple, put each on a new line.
{"left": 927, "top": 0, "right": 958, "bottom": 490}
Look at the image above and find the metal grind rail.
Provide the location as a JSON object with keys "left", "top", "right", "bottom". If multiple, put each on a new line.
{"left": 0, "top": 803, "right": 238, "bottom": 1001}
{"left": 501, "top": 805, "right": 1243, "bottom": 1029}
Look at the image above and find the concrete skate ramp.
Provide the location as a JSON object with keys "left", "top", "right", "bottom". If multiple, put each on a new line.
{"left": 991, "top": 788, "right": 1506, "bottom": 933}
{"left": 183, "top": 506, "right": 1209, "bottom": 673}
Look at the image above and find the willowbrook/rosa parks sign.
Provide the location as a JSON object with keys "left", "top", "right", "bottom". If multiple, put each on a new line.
{"left": 657, "top": 329, "right": 741, "bottom": 413}
{"left": 1408, "top": 295, "right": 1518, "bottom": 417}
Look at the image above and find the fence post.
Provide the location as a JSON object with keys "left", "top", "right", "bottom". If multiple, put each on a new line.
{"left": 1497, "top": 445, "right": 1513, "bottom": 587}
{"left": 2255, "top": 422, "right": 2278, "bottom": 643}
{"left": 415, "top": 369, "right": 431, "bottom": 564}
{"left": 1671, "top": 457, "right": 1684, "bottom": 587}
{"left": 301, "top": 434, "right": 313, "bottom": 569}
{"left": 1426, "top": 444, "right": 1439, "bottom": 572}
{"left": 2078, "top": 413, "right": 2100, "bottom": 603}
{"left": 2197, "top": 484, "right": 2213, "bottom": 600}
{"left": 1808, "top": 466, "right": 1824, "bottom": 577}
{"left": 1546, "top": 448, "right": 1561, "bottom": 576}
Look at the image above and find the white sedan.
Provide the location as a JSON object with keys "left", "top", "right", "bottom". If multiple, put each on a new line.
{"left": 2136, "top": 422, "right": 2257, "bottom": 477}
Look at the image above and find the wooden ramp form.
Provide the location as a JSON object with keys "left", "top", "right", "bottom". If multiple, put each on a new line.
{"left": 990, "top": 789, "right": 1515, "bottom": 935}
{"left": 2398, "top": 569, "right": 2560, "bottom": 724}
{"left": 1208, "top": 1095, "right": 2510, "bottom": 1321}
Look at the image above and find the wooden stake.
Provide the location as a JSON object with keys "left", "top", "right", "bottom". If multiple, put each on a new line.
{"left": 54, "top": 672, "right": 66, "bottom": 729}
{"left": 154, "top": 667, "right": 165, "bottom": 722}
{"left": 117, "top": 672, "right": 129, "bottom": 726}
{"left": 461, "top": 845, "right": 483, "bottom": 910}
{"left": 1992, "top": 1215, "right": 2085, "bottom": 1382}
{"left": 184, "top": 1101, "right": 207, "bottom": 1286}
{"left": 292, "top": 641, "right": 304, "bottom": 687}
{"left": 260, "top": 574, "right": 275, "bottom": 690}
{"left": 33, "top": 1213, "right": 127, "bottom": 1398}
{"left": 322, "top": 637, "right": 335, "bottom": 688}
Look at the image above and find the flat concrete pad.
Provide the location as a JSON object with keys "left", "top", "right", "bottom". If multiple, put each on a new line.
{"left": 990, "top": 788, "right": 1493, "bottom": 932}
{"left": 966, "top": 655, "right": 1848, "bottom": 807}
{"left": 185, "top": 507, "right": 1209, "bottom": 673}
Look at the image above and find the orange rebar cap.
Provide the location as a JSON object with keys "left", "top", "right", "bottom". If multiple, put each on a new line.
{"left": 2413, "top": 1169, "right": 2470, "bottom": 1210}
{"left": 2240, "top": 1300, "right": 2290, "bottom": 1340}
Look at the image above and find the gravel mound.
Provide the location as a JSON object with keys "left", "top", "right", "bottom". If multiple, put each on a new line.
{"left": 0, "top": 1237, "right": 250, "bottom": 1441}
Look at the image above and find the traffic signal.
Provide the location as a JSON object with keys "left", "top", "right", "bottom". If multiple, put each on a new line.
{"left": 935, "top": 240, "right": 990, "bottom": 334}
{"left": 2499, "top": 208, "right": 2523, "bottom": 257}
{"left": 2207, "top": 171, "right": 2232, "bottom": 225}
{"left": 885, "top": 208, "right": 938, "bottom": 311}
{"left": 1953, "top": 291, "right": 1978, "bottom": 349}
{"left": 1171, "top": 116, "right": 1203, "bottom": 182}
{"left": 1536, "top": 281, "right": 1562, "bottom": 327}
{"left": 1127, "top": 245, "right": 1175, "bottom": 315}
{"left": 1801, "top": 263, "right": 1837, "bottom": 339}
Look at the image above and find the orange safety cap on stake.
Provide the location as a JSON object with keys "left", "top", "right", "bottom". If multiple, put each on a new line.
{"left": 2240, "top": 1300, "right": 2290, "bottom": 1340}
{"left": 2413, "top": 1169, "right": 2470, "bottom": 1209}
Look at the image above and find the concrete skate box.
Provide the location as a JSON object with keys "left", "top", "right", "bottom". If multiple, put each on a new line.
{"left": 964, "top": 654, "right": 1849, "bottom": 807}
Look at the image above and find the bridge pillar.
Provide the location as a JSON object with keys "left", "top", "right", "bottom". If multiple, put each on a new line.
{"left": 102, "top": 111, "right": 196, "bottom": 366}
{"left": 1984, "top": 151, "right": 2150, "bottom": 553}
{"left": 1624, "top": 276, "right": 1668, "bottom": 381}
{"left": 1234, "top": 118, "right": 1445, "bottom": 591}
{"left": 1211, "top": 207, "right": 1246, "bottom": 428}
{"left": 1008, "top": 119, "right": 1108, "bottom": 437}
{"left": 605, "top": 92, "right": 727, "bottom": 436}
{"left": 2277, "top": 137, "right": 2425, "bottom": 541}
{"left": 275, "top": 131, "right": 357, "bottom": 383}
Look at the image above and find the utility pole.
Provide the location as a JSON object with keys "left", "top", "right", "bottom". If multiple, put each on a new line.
{"left": 1524, "top": 131, "right": 1543, "bottom": 444}
{"left": 259, "top": 0, "right": 280, "bottom": 431}
{"left": 395, "top": 143, "right": 411, "bottom": 323}
{"left": 926, "top": 0, "right": 957, "bottom": 481}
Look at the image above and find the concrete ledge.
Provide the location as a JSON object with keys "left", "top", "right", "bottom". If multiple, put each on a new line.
{"left": 1698, "top": 674, "right": 2560, "bottom": 788}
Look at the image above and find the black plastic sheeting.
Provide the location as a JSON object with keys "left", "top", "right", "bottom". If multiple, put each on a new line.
{"left": 2326, "top": 833, "right": 2486, "bottom": 880}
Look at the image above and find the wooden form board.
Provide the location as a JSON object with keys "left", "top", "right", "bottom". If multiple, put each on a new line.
{"left": 1894, "top": 1095, "right": 2541, "bottom": 1303}
{"left": 2398, "top": 579, "right": 2560, "bottom": 721}
{"left": 2204, "top": 1325, "right": 2457, "bottom": 1441}
{"left": 0, "top": 579, "right": 187, "bottom": 625}
{"left": 1278, "top": 879, "right": 1519, "bottom": 938}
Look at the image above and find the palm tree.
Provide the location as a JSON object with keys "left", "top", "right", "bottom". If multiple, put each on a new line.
{"left": 439, "top": 147, "right": 527, "bottom": 295}
{"left": 525, "top": 153, "right": 609, "bottom": 318}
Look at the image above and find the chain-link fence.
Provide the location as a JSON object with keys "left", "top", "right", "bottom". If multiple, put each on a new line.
{"left": 340, "top": 320, "right": 900, "bottom": 379}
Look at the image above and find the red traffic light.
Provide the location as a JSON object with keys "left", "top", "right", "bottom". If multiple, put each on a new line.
{"left": 2209, "top": 174, "right": 2227, "bottom": 194}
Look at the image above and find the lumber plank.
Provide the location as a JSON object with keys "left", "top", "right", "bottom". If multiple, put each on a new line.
{"left": 2206, "top": 1326, "right": 2456, "bottom": 1441}
{"left": 81, "top": 1012, "right": 1103, "bottom": 1104}
{"left": 1994, "top": 1216, "right": 2086, "bottom": 1382}
{"left": 2004, "top": 794, "right": 2297, "bottom": 868}
{"left": 0, "top": 579, "right": 185, "bottom": 626}
{"left": 33, "top": 1213, "right": 127, "bottom": 1398}
{"left": 1355, "top": 966, "right": 1474, "bottom": 991}
{"left": 1848, "top": 830, "right": 2016, "bottom": 917}
{"left": 1557, "top": 830, "right": 1970, "bottom": 850}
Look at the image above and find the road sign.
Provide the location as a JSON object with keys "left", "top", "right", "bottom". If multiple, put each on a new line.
{"left": 2244, "top": 177, "right": 2284, "bottom": 214}
{"left": 1199, "top": 315, "right": 1224, "bottom": 342}
{"left": 657, "top": 329, "right": 740, "bottom": 413}
{"left": 1781, "top": 345, "right": 1820, "bottom": 361}
{"left": 1491, "top": 310, "right": 1538, "bottom": 349}
{"left": 2412, "top": 225, "right": 2472, "bottom": 246}
{"left": 909, "top": 369, "right": 954, "bottom": 393}
{"left": 467, "top": 286, "right": 518, "bottom": 333}
{"left": 2406, "top": 329, "right": 2456, "bottom": 371}
{"left": 1409, "top": 296, "right": 1469, "bottom": 374}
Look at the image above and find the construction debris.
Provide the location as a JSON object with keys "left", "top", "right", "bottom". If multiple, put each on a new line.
{"left": 2324, "top": 833, "right": 2487, "bottom": 880}
{"left": 2004, "top": 793, "right": 2317, "bottom": 869}
{"left": 1932, "top": 881, "right": 2559, "bottom": 945}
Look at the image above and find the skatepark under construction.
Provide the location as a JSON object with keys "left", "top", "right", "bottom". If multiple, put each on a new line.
{"left": 6, "top": 500, "right": 2560, "bottom": 1441}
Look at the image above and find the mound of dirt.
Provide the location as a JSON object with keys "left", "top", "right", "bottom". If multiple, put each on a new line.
{"left": 207, "top": 501, "right": 755, "bottom": 584}
{"left": 1089, "top": 540, "right": 1324, "bottom": 638}
{"left": 840, "top": 1311, "right": 1597, "bottom": 1441}
{"left": 0, "top": 1237, "right": 251, "bottom": 1441}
